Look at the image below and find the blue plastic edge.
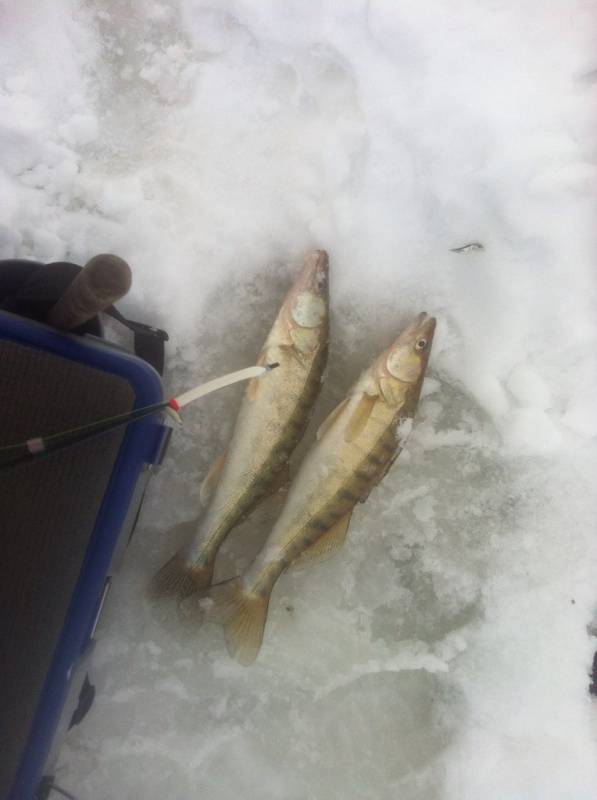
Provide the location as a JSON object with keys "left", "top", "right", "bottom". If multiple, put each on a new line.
{"left": 1, "top": 312, "right": 164, "bottom": 800}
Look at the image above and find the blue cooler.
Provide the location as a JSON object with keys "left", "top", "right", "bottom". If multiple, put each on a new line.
{"left": 0, "top": 309, "right": 170, "bottom": 799}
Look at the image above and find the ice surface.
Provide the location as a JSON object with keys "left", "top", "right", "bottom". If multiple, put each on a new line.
{"left": 2, "top": 1, "right": 597, "bottom": 798}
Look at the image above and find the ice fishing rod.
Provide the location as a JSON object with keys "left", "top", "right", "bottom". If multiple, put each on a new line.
{"left": 0, "top": 362, "right": 279, "bottom": 472}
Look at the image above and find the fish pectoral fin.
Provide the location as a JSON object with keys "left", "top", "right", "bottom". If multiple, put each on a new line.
{"left": 200, "top": 449, "right": 228, "bottom": 507}
{"left": 279, "top": 342, "right": 308, "bottom": 367}
{"left": 316, "top": 397, "right": 350, "bottom": 440}
{"left": 293, "top": 512, "right": 353, "bottom": 568}
{"left": 246, "top": 352, "right": 270, "bottom": 401}
{"left": 344, "top": 392, "right": 378, "bottom": 443}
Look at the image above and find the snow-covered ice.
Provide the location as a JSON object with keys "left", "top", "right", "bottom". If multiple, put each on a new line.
{"left": 2, "top": 1, "right": 597, "bottom": 798}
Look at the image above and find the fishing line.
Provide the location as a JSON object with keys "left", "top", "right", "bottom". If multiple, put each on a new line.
{"left": 0, "top": 362, "right": 279, "bottom": 472}
{"left": 47, "top": 781, "right": 79, "bottom": 800}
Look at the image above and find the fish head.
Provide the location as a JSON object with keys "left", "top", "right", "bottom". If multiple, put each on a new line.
{"left": 285, "top": 249, "right": 329, "bottom": 355}
{"left": 374, "top": 312, "right": 435, "bottom": 407}
{"left": 385, "top": 312, "right": 436, "bottom": 383}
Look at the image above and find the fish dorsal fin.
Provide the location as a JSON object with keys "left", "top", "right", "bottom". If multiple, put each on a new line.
{"left": 316, "top": 397, "right": 349, "bottom": 440}
{"left": 344, "top": 392, "right": 378, "bottom": 443}
{"left": 293, "top": 511, "right": 353, "bottom": 567}
{"left": 200, "top": 449, "right": 228, "bottom": 506}
{"left": 379, "top": 377, "right": 406, "bottom": 408}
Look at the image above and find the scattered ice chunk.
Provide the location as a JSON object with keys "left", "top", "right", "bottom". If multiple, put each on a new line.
{"left": 395, "top": 416, "right": 413, "bottom": 442}
{"left": 58, "top": 113, "right": 99, "bottom": 146}
{"left": 147, "top": 3, "right": 173, "bottom": 23}
{"left": 173, "top": 658, "right": 194, "bottom": 670}
{"left": 145, "top": 641, "right": 162, "bottom": 657}
{"left": 421, "top": 376, "right": 441, "bottom": 398}
{"left": 97, "top": 177, "right": 144, "bottom": 217}
{"left": 0, "top": 223, "right": 21, "bottom": 256}
{"left": 507, "top": 363, "right": 552, "bottom": 409}
{"left": 111, "top": 687, "right": 142, "bottom": 703}
{"left": 501, "top": 407, "right": 563, "bottom": 456}
{"left": 31, "top": 229, "right": 64, "bottom": 261}
{"left": 5, "top": 73, "right": 31, "bottom": 93}
{"left": 154, "top": 677, "right": 189, "bottom": 700}
{"left": 412, "top": 494, "right": 435, "bottom": 524}
{"left": 209, "top": 695, "right": 228, "bottom": 719}
{"left": 562, "top": 385, "right": 597, "bottom": 438}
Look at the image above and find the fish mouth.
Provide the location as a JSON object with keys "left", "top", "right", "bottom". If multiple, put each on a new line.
{"left": 408, "top": 311, "right": 436, "bottom": 342}
{"left": 294, "top": 249, "right": 329, "bottom": 295}
{"left": 389, "top": 310, "right": 437, "bottom": 353}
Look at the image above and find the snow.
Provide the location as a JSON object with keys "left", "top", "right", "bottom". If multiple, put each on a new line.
{"left": 2, "top": 1, "right": 597, "bottom": 798}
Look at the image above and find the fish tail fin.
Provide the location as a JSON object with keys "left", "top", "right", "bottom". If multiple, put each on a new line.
{"left": 149, "top": 550, "right": 214, "bottom": 601}
{"left": 209, "top": 578, "right": 269, "bottom": 666}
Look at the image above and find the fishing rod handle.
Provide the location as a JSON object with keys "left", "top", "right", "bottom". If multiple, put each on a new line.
{"left": 47, "top": 254, "right": 132, "bottom": 331}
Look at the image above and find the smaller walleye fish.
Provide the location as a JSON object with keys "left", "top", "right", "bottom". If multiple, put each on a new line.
{"left": 150, "top": 250, "right": 329, "bottom": 600}
{"left": 209, "top": 312, "right": 436, "bottom": 665}
{"left": 450, "top": 242, "right": 484, "bottom": 253}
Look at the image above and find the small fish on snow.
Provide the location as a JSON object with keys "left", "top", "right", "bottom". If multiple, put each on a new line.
{"left": 450, "top": 242, "right": 484, "bottom": 253}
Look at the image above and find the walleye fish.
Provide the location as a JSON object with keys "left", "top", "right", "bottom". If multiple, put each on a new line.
{"left": 151, "top": 250, "right": 330, "bottom": 599}
{"left": 210, "top": 312, "right": 436, "bottom": 665}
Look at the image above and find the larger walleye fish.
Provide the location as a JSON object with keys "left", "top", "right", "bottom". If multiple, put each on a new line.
{"left": 151, "top": 250, "right": 329, "bottom": 599}
{"left": 210, "top": 312, "right": 436, "bottom": 665}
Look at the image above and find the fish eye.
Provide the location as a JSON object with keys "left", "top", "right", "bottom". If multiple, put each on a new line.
{"left": 415, "top": 338, "right": 428, "bottom": 351}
